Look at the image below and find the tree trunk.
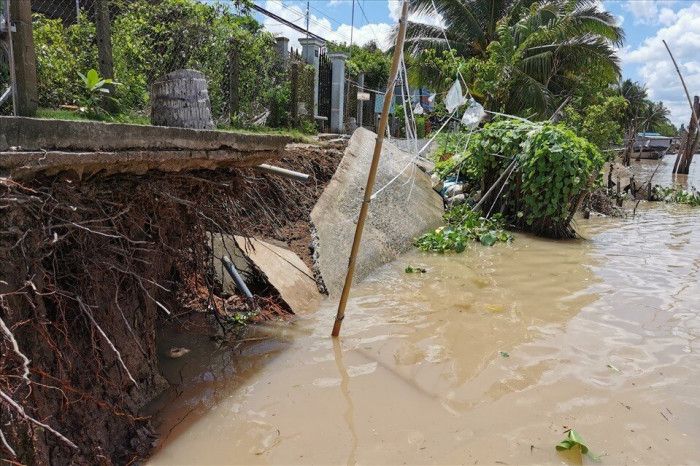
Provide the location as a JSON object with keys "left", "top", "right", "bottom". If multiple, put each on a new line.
{"left": 150, "top": 69, "right": 214, "bottom": 129}
{"left": 10, "top": 0, "right": 37, "bottom": 116}
{"left": 622, "top": 126, "right": 636, "bottom": 166}
{"left": 95, "top": 0, "right": 116, "bottom": 113}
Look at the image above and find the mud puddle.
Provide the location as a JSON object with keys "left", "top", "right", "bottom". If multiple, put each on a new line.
{"left": 148, "top": 158, "right": 700, "bottom": 465}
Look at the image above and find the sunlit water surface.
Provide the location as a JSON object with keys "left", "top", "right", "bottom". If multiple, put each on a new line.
{"left": 149, "top": 158, "right": 700, "bottom": 465}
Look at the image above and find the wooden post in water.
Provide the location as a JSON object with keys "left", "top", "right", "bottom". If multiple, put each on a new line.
{"left": 676, "top": 96, "right": 700, "bottom": 175}
{"left": 664, "top": 40, "right": 699, "bottom": 175}
{"left": 331, "top": 1, "right": 409, "bottom": 338}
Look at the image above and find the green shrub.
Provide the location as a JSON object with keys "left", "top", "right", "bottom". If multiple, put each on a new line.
{"left": 33, "top": 15, "right": 98, "bottom": 107}
{"left": 448, "top": 120, "right": 604, "bottom": 237}
{"left": 476, "top": 120, "right": 604, "bottom": 237}
{"left": 33, "top": 0, "right": 283, "bottom": 125}
{"left": 265, "top": 82, "right": 291, "bottom": 128}
{"left": 432, "top": 131, "right": 480, "bottom": 184}
{"left": 415, "top": 115, "right": 426, "bottom": 138}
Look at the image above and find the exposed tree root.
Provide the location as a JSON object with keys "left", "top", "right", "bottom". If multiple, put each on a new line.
{"left": 0, "top": 141, "right": 344, "bottom": 464}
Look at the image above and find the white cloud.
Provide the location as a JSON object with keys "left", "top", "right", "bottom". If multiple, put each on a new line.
{"left": 624, "top": 3, "right": 700, "bottom": 125}
{"left": 658, "top": 7, "right": 677, "bottom": 26}
{"left": 388, "top": 0, "right": 445, "bottom": 27}
{"left": 261, "top": 0, "right": 393, "bottom": 51}
{"left": 624, "top": 0, "right": 677, "bottom": 25}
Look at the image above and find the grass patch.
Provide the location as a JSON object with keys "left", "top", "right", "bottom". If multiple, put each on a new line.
{"left": 36, "top": 108, "right": 150, "bottom": 125}
{"left": 221, "top": 125, "right": 316, "bottom": 144}
{"left": 34, "top": 109, "right": 315, "bottom": 143}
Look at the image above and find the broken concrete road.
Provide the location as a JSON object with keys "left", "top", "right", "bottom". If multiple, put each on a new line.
{"left": 0, "top": 117, "right": 288, "bottom": 178}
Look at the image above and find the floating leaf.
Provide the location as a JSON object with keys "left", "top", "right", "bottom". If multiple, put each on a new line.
{"left": 479, "top": 232, "right": 498, "bottom": 246}
{"left": 499, "top": 351, "right": 510, "bottom": 358}
{"left": 556, "top": 429, "right": 589, "bottom": 455}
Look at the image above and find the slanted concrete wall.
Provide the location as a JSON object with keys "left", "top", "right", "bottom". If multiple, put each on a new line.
{"left": 311, "top": 127, "right": 443, "bottom": 296}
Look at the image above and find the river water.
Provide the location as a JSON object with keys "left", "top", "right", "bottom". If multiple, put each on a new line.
{"left": 149, "top": 158, "right": 700, "bottom": 465}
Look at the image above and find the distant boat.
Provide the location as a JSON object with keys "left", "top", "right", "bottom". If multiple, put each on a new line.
{"left": 633, "top": 132, "right": 677, "bottom": 159}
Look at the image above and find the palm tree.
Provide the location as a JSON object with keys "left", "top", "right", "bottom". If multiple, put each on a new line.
{"left": 619, "top": 79, "right": 648, "bottom": 128}
{"left": 618, "top": 79, "right": 648, "bottom": 165}
{"left": 404, "top": 0, "right": 525, "bottom": 57}
{"left": 402, "top": 0, "right": 624, "bottom": 116}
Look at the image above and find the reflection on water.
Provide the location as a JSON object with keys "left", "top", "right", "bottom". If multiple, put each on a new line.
{"left": 149, "top": 159, "right": 700, "bottom": 465}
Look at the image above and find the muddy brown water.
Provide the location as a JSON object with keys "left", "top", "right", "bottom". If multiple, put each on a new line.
{"left": 149, "top": 158, "right": 700, "bottom": 465}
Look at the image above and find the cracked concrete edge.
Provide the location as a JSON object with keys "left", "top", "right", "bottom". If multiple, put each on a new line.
{"left": 0, "top": 116, "right": 289, "bottom": 152}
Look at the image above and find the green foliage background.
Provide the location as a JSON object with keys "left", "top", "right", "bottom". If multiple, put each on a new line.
{"left": 32, "top": 0, "right": 295, "bottom": 127}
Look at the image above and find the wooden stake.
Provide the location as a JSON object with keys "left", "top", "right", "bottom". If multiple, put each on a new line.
{"left": 331, "top": 1, "right": 409, "bottom": 338}
{"left": 663, "top": 40, "right": 699, "bottom": 175}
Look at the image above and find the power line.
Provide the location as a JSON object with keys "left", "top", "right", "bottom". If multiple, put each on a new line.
{"left": 251, "top": 3, "right": 326, "bottom": 42}
{"left": 278, "top": 0, "right": 350, "bottom": 42}
{"left": 355, "top": 0, "right": 382, "bottom": 47}
{"left": 308, "top": 4, "right": 344, "bottom": 28}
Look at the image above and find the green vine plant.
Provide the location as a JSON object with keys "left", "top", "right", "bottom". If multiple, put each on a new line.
{"left": 439, "top": 119, "right": 604, "bottom": 238}
{"left": 652, "top": 185, "right": 700, "bottom": 206}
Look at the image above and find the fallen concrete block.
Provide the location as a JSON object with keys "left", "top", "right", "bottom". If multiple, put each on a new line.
{"left": 311, "top": 127, "right": 443, "bottom": 296}
{"left": 211, "top": 234, "right": 321, "bottom": 315}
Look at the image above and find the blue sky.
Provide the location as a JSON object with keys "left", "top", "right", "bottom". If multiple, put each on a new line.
{"left": 256, "top": 1, "right": 700, "bottom": 126}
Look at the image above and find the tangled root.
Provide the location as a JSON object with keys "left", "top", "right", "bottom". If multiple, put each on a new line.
{"left": 0, "top": 142, "right": 343, "bottom": 465}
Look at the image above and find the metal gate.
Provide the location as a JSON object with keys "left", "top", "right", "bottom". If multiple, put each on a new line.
{"left": 318, "top": 50, "right": 331, "bottom": 122}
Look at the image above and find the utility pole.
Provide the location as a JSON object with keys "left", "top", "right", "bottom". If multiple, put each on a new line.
{"left": 331, "top": 1, "right": 409, "bottom": 337}
{"left": 349, "top": 0, "right": 355, "bottom": 50}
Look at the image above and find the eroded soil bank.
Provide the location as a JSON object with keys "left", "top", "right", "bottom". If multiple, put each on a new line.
{"left": 149, "top": 158, "right": 700, "bottom": 465}
{"left": 0, "top": 140, "right": 343, "bottom": 465}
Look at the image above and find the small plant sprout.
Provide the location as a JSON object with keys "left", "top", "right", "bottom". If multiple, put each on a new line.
{"left": 77, "top": 69, "right": 120, "bottom": 117}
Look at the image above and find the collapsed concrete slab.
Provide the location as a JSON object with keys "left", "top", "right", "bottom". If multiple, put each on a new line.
{"left": 0, "top": 116, "right": 289, "bottom": 178}
{"left": 311, "top": 127, "right": 444, "bottom": 296}
{"left": 211, "top": 234, "right": 321, "bottom": 315}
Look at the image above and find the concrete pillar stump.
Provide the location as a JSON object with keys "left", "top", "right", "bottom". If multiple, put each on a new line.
{"left": 329, "top": 52, "right": 347, "bottom": 134}
{"left": 299, "top": 37, "right": 324, "bottom": 117}
{"left": 275, "top": 36, "right": 289, "bottom": 62}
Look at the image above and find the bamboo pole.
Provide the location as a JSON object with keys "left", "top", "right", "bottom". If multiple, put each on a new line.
{"left": 331, "top": 1, "right": 409, "bottom": 337}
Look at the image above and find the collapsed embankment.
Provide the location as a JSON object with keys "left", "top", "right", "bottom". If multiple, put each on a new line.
{"left": 0, "top": 138, "right": 344, "bottom": 465}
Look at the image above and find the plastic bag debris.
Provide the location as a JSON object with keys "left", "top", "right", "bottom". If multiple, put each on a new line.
{"left": 461, "top": 99, "right": 486, "bottom": 128}
{"left": 445, "top": 79, "right": 466, "bottom": 113}
{"left": 413, "top": 102, "right": 424, "bottom": 115}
